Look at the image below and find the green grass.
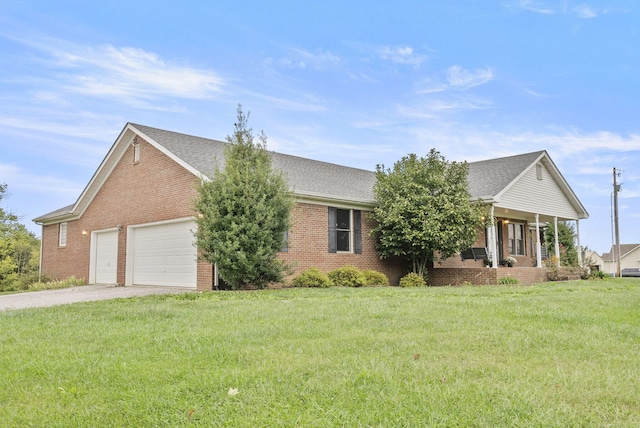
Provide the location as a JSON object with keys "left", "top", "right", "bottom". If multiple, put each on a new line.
{"left": 1, "top": 279, "right": 639, "bottom": 426}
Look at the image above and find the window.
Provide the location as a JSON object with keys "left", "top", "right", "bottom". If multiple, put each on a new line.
{"left": 328, "top": 207, "right": 362, "bottom": 254}
{"left": 508, "top": 223, "right": 525, "bottom": 256}
{"left": 280, "top": 230, "right": 289, "bottom": 252}
{"left": 133, "top": 142, "right": 140, "bottom": 163}
{"left": 59, "top": 222, "right": 68, "bottom": 247}
{"left": 336, "top": 209, "right": 351, "bottom": 252}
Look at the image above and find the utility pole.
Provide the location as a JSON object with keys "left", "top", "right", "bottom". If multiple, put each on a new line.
{"left": 613, "top": 168, "right": 621, "bottom": 277}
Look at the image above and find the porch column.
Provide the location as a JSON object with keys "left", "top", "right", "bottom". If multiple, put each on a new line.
{"left": 490, "top": 205, "right": 498, "bottom": 268}
{"left": 554, "top": 216, "right": 560, "bottom": 266}
{"left": 576, "top": 219, "right": 582, "bottom": 266}
{"left": 535, "top": 213, "right": 542, "bottom": 268}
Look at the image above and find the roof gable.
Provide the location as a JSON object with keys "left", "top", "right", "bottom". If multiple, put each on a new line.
{"left": 467, "top": 151, "right": 544, "bottom": 199}
{"left": 468, "top": 151, "right": 588, "bottom": 220}
{"left": 34, "top": 123, "right": 588, "bottom": 224}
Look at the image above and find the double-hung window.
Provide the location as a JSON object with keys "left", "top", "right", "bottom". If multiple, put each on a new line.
{"left": 59, "top": 222, "right": 68, "bottom": 247}
{"left": 328, "top": 207, "right": 362, "bottom": 254}
{"left": 508, "top": 223, "right": 525, "bottom": 256}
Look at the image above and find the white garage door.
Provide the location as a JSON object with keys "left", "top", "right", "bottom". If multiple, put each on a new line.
{"left": 94, "top": 230, "right": 118, "bottom": 284}
{"left": 130, "top": 220, "right": 197, "bottom": 287}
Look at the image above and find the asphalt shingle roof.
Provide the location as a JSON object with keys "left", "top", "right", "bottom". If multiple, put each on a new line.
{"left": 132, "top": 123, "right": 377, "bottom": 202}
{"left": 34, "top": 124, "right": 550, "bottom": 222}
{"left": 466, "top": 151, "right": 545, "bottom": 198}
{"left": 134, "top": 124, "right": 545, "bottom": 203}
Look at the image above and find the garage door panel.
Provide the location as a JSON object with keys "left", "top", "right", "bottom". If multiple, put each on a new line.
{"left": 131, "top": 221, "right": 197, "bottom": 288}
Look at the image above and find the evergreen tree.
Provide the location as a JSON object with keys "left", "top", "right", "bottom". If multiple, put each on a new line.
{"left": 194, "top": 106, "right": 293, "bottom": 289}
{"left": 544, "top": 221, "right": 578, "bottom": 266}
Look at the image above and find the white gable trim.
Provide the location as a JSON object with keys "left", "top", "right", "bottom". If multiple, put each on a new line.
{"left": 129, "top": 124, "right": 206, "bottom": 180}
{"left": 35, "top": 123, "right": 205, "bottom": 225}
{"left": 493, "top": 151, "right": 588, "bottom": 219}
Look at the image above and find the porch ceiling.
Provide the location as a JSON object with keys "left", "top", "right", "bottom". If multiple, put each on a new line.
{"left": 491, "top": 206, "right": 578, "bottom": 223}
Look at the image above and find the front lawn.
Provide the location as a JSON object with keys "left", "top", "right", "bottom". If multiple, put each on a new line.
{"left": 1, "top": 279, "right": 639, "bottom": 426}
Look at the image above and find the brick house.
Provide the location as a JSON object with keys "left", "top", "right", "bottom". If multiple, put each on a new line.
{"left": 34, "top": 123, "right": 588, "bottom": 288}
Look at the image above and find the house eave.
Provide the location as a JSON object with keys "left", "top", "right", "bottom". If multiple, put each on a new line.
{"left": 295, "top": 191, "right": 376, "bottom": 210}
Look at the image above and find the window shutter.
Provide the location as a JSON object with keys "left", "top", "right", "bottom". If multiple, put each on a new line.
{"left": 353, "top": 210, "right": 362, "bottom": 254}
{"left": 328, "top": 207, "right": 337, "bottom": 253}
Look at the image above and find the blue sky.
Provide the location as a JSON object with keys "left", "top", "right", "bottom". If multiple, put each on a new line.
{"left": 1, "top": 0, "right": 639, "bottom": 255}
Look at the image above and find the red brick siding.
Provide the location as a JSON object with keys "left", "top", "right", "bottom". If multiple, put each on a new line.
{"left": 429, "top": 267, "right": 547, "bottom": 286}
{"left": 279, "top": 203, "right": 406, "bottom": 285}
{"left": 40, "top": 137, "right": 214, "bottom": 289}
{"left": 437, "top": 219, "right": 536, "bottom": 268}
{"left": 41, "top": 137, "right": 406, "bottom": 289}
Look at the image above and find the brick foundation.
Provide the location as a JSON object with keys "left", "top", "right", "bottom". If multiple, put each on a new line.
{"left": 429, "top": 266, "right": 548, "bottom": 286}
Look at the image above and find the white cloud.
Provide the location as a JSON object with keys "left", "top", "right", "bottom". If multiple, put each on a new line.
{"left": 516, "top": 0, "right": 555, "bottom": 14}
{"left": 375, "top": 45, "right": 427, "bottom": 65}
{"left": 574, "top": 4, "right": 598, "bottom": 18}
{"left": 12, "top": 36, "right": 225, "bottom": 103}
{"left": 446, "top": 65, "right": 494, "bottom": 89}
{"left": 283, "top": 48, "right": 341, "bottom": 70}
{"left": 515, "top": 1, "right": 605, "bottom": 19}
{"left": 0, "top": 164, "right": 84, "bottom": 198}
{"left": 56, "top": 45, "right": 224, "bottom": 99}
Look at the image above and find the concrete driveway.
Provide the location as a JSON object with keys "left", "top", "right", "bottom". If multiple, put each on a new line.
{"left": 0, "top": 285, "right": 194, "bottom": 311}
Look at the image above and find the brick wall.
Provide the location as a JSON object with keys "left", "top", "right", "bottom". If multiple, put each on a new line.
{"left": 40, "top": 137, "right": 213, "bottom": 288}
{"left": 279, "top": 203, "right": 406, "bottom": 285}
{"left": 437, "top": 219, "right": 537, "bottom": 269}
{"left": 429, "top": 267, "right": 547, "bottom": 286}
{"left": 41, "top": 136, "right": 407, "bottom": 289}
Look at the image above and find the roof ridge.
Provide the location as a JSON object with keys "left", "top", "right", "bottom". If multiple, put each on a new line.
{"left": 469, "top": 150, "right": 545, "bottom": 165}
{"left": 130, "top": 122, "right": 376, "bottom": 174}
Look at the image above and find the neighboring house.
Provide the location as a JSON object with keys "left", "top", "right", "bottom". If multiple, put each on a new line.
{"left": 585, "top": 250, "right": 604, "bottom": 272}
{"left": 600, "top": 244, "right": 640, "bottom": 276}
{"left": 34, "top": 123, "right": 588, "bottom": 288}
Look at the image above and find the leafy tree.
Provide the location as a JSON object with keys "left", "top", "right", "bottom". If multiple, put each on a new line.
{"left": 1, "top": 183, "right": 41, "bottom": 291}
{"left": 371, "top": 149, "right": 486, "bottom": 280}
{"left": 544, "top": 221, "right": 578, "bottom": 266}
{"left": 195, "top": 106, "right": 294, "bottom": 289}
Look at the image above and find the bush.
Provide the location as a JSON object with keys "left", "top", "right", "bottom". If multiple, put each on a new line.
{"left": 328, "top": 265, "right": 367, "bottom": 287}
{"left": 399, "top": 272, "right": 426, "bottom": 287}
{"left": 0, "top": 275, "right": 86, "bottom": 293}
{"left": 291, "top": 268, "right": 332, "bottom": 288}
{"left": 362, "top": 270, "right": 389, "bottom": 286}
{"left": 498, "top": 276, "right": 520, "bottom": 285}
{"left": 589, "top": 270, "right": 608, "bottom": 280}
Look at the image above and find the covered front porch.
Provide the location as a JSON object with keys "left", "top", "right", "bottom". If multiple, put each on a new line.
{"left": 431, "top": 204, "right": 587, "bottom": 286}
{"left": 430, "top": 150, "right": 589, "bottom": 286}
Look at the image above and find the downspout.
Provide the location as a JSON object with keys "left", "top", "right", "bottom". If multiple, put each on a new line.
{"left": 535, "top": 213, "right": 542, "bottom": 268}
{"left": 554, "top": 216, "right": 560, "bottom": 267}
{"left": 38, "top": 224, "right": 44, "bottom": 282}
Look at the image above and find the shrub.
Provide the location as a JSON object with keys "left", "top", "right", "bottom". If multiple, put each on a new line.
{"left": 28, "top": 276, "right": 86, "bottom": 291}
{"left": 498, "top": 276, "right": 520, "bottom": 285}
{"left": 502, "top": 256, "right": 517, "bottom": 267}
{"left": 362, "top": 270, "right": 389, "bottom": 286}
{"left": 399, "top": 272, "right": 426, "bottom": 287}
{"left": 328, "top": 265, "right": 367, "bottom": 287}
{"left": 291, "top": 268, "right": 332, "bottom": 288}
{"left": 589, "top": 270, "right": 608, "bottom": 280}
